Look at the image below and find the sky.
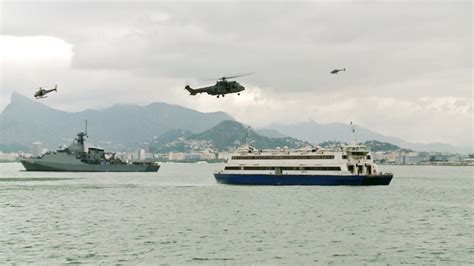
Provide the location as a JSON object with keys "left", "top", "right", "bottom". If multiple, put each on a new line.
{"left": 0, "top": 1, "right": 472, "bottom": 147}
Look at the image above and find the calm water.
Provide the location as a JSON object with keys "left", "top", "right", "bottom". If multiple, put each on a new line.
{"left": 0, "top": 163, "right": 472, "bottom": 264}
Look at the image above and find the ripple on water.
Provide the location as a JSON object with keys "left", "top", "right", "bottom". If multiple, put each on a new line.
{"left": 0, "top": 177, "right": 77, "bottom": 182}
{"left": 191, "top": 257, "right": 235, "bottom": 261}
{"left": 1, "top": 164, "right": 473, "bottom": 264}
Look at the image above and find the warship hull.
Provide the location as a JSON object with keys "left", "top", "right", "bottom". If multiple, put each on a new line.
{"left": 20, "top": 159, "right": 160, "bottom": 172}
{"left": 21, "top": 126, "right": 160, "bottom": 172}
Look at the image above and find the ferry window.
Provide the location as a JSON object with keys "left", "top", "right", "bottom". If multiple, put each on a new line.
{"left": 366, "top": 155, "right": 371, "bottom": 159}
{"left": 239, "top": 166, "right": 340, "bottom": 171}
{"left": 342, "top": 155, "right": 347, "bottom": 159}
{"left": 231, "top": 155, "right": 335, "bottom": 160}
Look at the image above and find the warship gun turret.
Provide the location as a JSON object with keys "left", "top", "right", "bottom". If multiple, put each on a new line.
{"left": 20, "top": 125, "right": 160, "bottom": 172}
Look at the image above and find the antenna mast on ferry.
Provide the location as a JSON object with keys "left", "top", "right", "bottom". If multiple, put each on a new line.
{"left": 245, "top": 125, "right": 251, "bottom": 147}
{"left": 350, "top": 121, "right": 356, "bottom": 144}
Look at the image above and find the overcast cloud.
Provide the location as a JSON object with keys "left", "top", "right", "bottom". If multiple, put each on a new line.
{"left": 0, "top": 1, "right": 472, "bottom": 147}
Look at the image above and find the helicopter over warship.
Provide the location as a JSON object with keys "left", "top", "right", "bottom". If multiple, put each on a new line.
{"left": 185, "top": 73, "right": 252, "bottom": 98}
{"left": 34, "top": 85, "right": 58, "bottom": 99}
{"left": 20, "top": 122, "right": 160, "bottom": 172}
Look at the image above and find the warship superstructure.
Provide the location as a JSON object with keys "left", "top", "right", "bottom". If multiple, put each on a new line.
{"left": 20, "top": 127, "right": 159, "bottom": 172}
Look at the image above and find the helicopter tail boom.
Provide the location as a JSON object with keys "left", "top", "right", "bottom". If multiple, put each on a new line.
{"left": 185, "top": 85, "right": 197, "bottom": 95}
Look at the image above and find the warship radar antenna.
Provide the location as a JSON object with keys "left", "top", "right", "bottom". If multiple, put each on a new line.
{"left": 75, "top": 120, "right": 88, "bottom": 146}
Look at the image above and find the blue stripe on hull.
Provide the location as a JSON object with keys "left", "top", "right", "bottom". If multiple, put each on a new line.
{"left": 214, "top": 173, "right": 365, "bottom": 186}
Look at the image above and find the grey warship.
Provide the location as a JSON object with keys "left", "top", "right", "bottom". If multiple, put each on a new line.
{"left": 20, "top": 128, "right": 160, "bottom": 172}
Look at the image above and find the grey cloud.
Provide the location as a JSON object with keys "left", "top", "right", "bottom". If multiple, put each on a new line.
{"left": 1, "top": 1, "right": 472, "bottom": 147}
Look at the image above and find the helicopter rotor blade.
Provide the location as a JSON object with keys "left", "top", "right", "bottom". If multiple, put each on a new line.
{"left": 220, "top": 72, "right": 254, "bottom": 80}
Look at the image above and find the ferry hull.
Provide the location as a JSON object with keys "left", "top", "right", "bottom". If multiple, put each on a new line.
{"left": 361, "top": 174, "right": 393, "bottom": 186}
{"left": 214, "top": 173, "right": 392, "bottom": 186}
{"left": 20, "top": 159, "right": 160, "bottom": 172}
{"left": 215, "top": 173, "right": 368, "bottom": 186}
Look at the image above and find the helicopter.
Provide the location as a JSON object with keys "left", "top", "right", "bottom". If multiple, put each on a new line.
{"left": 34, "top": 85, "right": 58, "bottom": 99}
{"left": 185, "top": 73, "right": 252, "bottom": 98}
{"left": 331, "top": 68, "right": 346, "bottom": 74}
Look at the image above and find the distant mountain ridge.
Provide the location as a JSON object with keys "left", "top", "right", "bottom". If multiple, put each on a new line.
{"left": 0, "top": 92, "right": 234, "bottom": 150}
{"left": 150, "top": 120, "right": 310, "bottom": 153}
{"left": 319, "top": 140, "right": 411, "bottom": 152}
{"left": 0, "top": 92, "right": 466, "bottom": 154}
{"left": 268, "top": 122, "right": 466, "bottom": 153}
{"left": 255, "top": 128, "right": 288, "bottom": 138}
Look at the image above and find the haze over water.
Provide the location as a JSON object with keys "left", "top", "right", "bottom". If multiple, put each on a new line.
{"left": 1, "top": 163, "right": 473, "bottom": 264}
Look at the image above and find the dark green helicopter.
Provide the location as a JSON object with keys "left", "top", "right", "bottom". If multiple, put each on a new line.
{"left": 185, "top": 73, "right": 252, "bottom": 98}
{"left": 34, "top": 84, "right": 58, "bottom": 99}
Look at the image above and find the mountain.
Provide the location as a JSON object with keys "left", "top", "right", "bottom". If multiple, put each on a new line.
{"left": 255, "top": 128, "right": 288, "bottom": 138}
{"left": 0, "top": 92, "right": 234, "bottom": 150}
{"left": 1, "top": 92, "right": 467, "bottom": 154}
{"left": 363, "top": 140, "right": 410, "bottom": 152}
{"left": 0, "top": 143, "right": 31, "bottom": 153}
{"left": 150, "top": 120, "right": 310, "bottom": 153}
{"left": 319, "top": 140, "right": 411, "bottom": 152}
{"left": 268, "top": 122, "right": 466, "bottom": 153}
{"left": 193, "top": 121, "right": 309, "bottom": 150}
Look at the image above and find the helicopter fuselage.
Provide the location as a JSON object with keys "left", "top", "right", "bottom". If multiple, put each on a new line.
{"left": 185, "top": 73, "right": 251, "bottom": 98}
{"left": 331, "top": 68, "right": 346, "bottom": 74}
{"left": 34, "top": 88, "right": 56, "bottom": 99}
{"left": 208, "top": 80, "right": 245, "bottom": 95}
{"left": 34, "top": 85, "right": 58, "bottom": 99}
{"left": 185, "top": 80, "right": 245, "bottom": 97}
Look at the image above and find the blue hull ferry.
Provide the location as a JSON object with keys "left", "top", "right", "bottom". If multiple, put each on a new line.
{"left": 214, "top": 173, "right": 393, "bottom": 186}
{"left": 215, "top": 143, "right": 393, "bottom": 186}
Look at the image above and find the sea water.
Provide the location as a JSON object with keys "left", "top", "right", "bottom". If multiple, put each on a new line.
{"left": 0, "top": 163, "right": 472, "bottom": 264}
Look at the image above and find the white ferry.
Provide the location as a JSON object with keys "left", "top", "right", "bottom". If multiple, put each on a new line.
{"left": 214, "top": 143, "right": 393, "bottom": 186}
